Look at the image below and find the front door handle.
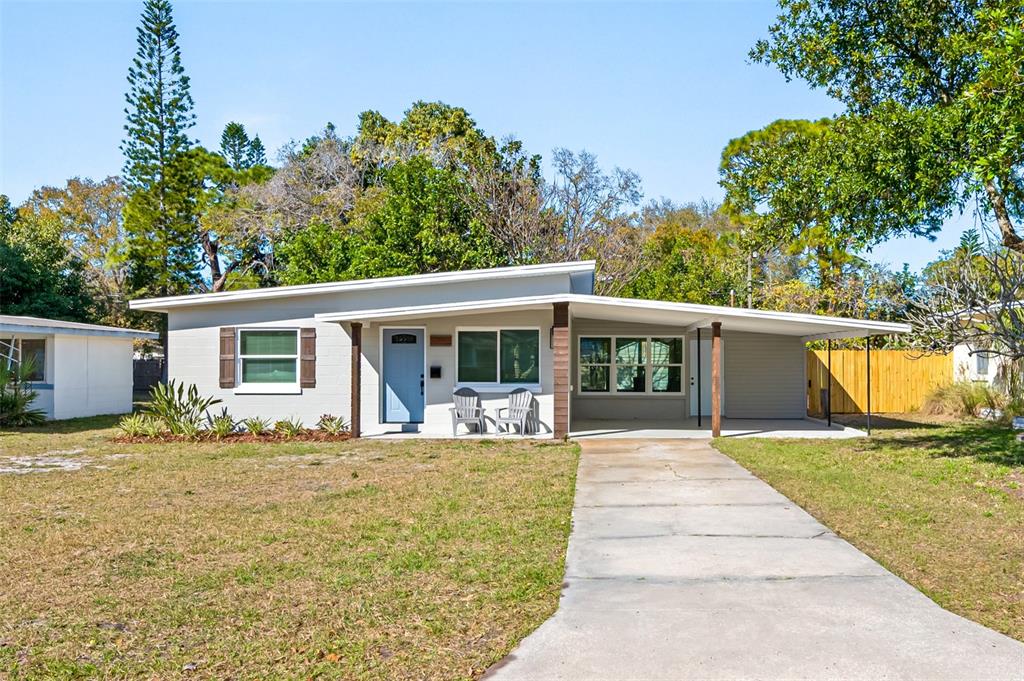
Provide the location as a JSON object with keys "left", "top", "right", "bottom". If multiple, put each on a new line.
{"left": 420, "top": 374, "right": 424, "bottom": 395}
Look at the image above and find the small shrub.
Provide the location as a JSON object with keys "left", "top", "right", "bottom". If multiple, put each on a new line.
{"left": 206, "top": 407, "right": 236, "bottom": 439}
{"left": 274, "top": 417, "right": 304, "bottom": 438}
{"left": 140, "top": 415, "right": 165, "bottom": 439}
{"left": 241, "top": 416, "right": 272, "bottom": 436}
{"left": 144, "top": 381, "right": 222, "bottom": 435}
{"left": 317, "top": 413, "right": 349, "bottom": 435}
{"left": 0, "top": 360, "right": 47, "bottom": 428}
{"left": 923, "top": 381, "right": 993, "bottom": 418}
{"left": 117, "top": 413, "right": 150, "bottom": 437}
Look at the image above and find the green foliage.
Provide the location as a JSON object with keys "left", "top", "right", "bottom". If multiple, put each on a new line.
{"left": 0, "top": 360, "right": 47, "bottom": 428}
{"left": 316, "top": 413, "right": 349, "bottom": 435}
{"left": 751, "top": 0, "right": 1024, "bottom": 251}
{"left": 143, "top": 381, "right": 222, "bottom": 436}
{"left": 220, "top": 122, "right": 266, "bottom": 171}
{"left": 274, "top": 417, "right": 304, "bottom": 438}
{"left": 348, "top": 156, "right": 504, "bottom": 278}
{"left": 117, "top": 413, "right": 162, "bottom": 438}
{"left": 625, "top": 204, "right": 746, "bottom": 305}
{"left": 276, "top": 222, "right": 354, "bottom": 286}
{"left": 121, "top": 0, "right": 201, "bottom": 301}
{"left": 206, "top": 407, "right": 236, "bottom": 438}
{"left": 241, "top": 416, "right": 272, "bottom": 436}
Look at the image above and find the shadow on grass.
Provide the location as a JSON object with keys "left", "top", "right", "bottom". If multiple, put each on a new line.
{"left": 865, "top": 419, "right": 1024, "bottom": 467}
{"left": 833, "top": 414, "right": 947, "bottom": 432}
{"left": 0, "top": 413, "right": 124, "bottom": 437}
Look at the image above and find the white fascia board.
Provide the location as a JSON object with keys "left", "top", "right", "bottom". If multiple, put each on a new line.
{"left": 316, "top": 295, "right": 571, "bottom": 323}
{"left": 0, "top": 319, "right": 158, "bottom": 339}
{"left": 129, "top": 261, "right": 596, "bottom": 312}
{"left": 316, "top": 293, "right": 911, "bottom": 336}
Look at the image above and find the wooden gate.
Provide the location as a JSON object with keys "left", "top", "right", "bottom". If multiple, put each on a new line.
{"left": 807, "top": 349, "right": 953, "bottom": 415}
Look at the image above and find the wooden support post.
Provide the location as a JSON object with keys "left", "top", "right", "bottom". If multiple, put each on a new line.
{"left": 711, "top": 321, "right": 722, "bottom": 438}
{"left": 866, "top": 336, "right": 872, "bottom": 436}
{"left": 552, "top": 302, "right": 570, "bottom": 439}
{"left": 350, "top": 322, "right": 362, "bottom": 438}
{"left": 826, "top": 339, "right": 832, "bottom": 428}
{"left": 696, "top": 327, "right": 702, "bottom": 428}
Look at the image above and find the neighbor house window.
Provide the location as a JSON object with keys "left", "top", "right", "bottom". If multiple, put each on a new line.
{"left": 239, "top": 330, "right": 298, "bottom": 384}
{"left": 579, "top": 336, "right": 683, "bottom": 394}
{"left": 20, "top": 339, "right": 45, "bottom": 382}
{"left": 457, "top": 329, "right": 540, "bottom": 384}
{"left": 976, "top": 352, "right": 990, "bottom": 376}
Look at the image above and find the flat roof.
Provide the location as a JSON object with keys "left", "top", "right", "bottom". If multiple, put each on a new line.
{"left": 0, "top": 315, "right": 158, "bottom": 339}
{"left": 315, "top": 294, "right": 910, "bottom": 340}
{"left": 129, "top": 261, "right": 597, "bottom": 312}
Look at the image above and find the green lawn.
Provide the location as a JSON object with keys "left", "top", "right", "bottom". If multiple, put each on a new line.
{"left": 715, "top": 415, "right": 1024, "bottom": 642}
{"left": 0, "top": 417, "right": 579, "bottom": 679}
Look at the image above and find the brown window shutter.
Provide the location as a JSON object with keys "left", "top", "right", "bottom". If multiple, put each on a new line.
{"left": 300, "top": 327, "right": 316, "bottom": 388}
{"left": 219, "top": 327, "right": 236, "bottom": 388}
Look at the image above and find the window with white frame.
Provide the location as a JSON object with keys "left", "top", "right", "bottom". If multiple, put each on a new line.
{"left": 579, "top": 336, "right": 684, "bottom": 394}
{"left": 457, "top": 329, "right": 540, "bottom": 384}
{"left": 239, "top": 329, "right": 299, "bottom": 384}
{"left": 976, "top": 352, "right": 990, "bottom": 376}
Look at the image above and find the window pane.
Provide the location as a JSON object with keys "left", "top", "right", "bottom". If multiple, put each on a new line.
{"left": 651, "top": 338, "right": 682, "bottom": 364}
{"left": 240, "top": 330, "right": 296, "bottom": 356}
{"left": 500, "top": 330, "right": 540, "bottom": 383}
{"left": 977, "top": 353, "right": 989, "bottom": 375}
{"left": 580, "top": 337, "right": 610, "bottom": 364}
{"left": 242, "top": 358, "right": 297, "bottom": 383}
{"left": 21, "top": 339, "right": 45, "bottom": 381}
{"left": 580, "top": 366, "right": 609, "bottom": 392}
{"left": 615, "top": 338, "right": 645, "bottom": 365}
{"left": 458, "top": 331, "right": 497, "bottom": 382}
{"left": 616, "top": 365, "right": 646, "bottom": 392}
{"left": 652, "top": 366, "right": 682, "bottom": 392}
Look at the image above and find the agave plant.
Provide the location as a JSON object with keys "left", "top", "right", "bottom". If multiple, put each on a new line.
{"left": 316, "top": 413, "right": 349, "bottom": 435}
{"left": 143, "top": 381, "right": 222, "bottom": 436}
{"left": 274, "top": 417, "right": 304, "bottom": 439}
{"left": 0, "top": 359, "right": 47, "bottom": 428}
{"left": 117, "top": 412, "right": 151, "bottom": 437}
{"left": 206, "top": 407, "right": 236, "bottom": 439}
{"left": 241, "top": 416, "right": 272, "bottom": 436}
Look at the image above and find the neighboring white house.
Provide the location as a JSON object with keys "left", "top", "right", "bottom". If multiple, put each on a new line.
{"left": 130, "top": 261, "right": 909, "bottom": 438}
{"left": 953, "top": 343, "right": 1012, "bottom": 386}
{"left": 0, "top": 316, "right": 158, "bottom": 420}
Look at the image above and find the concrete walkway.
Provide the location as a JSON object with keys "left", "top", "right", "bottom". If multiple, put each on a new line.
{"left": 487, "top": 439, "right": 1024, "bottom": 680}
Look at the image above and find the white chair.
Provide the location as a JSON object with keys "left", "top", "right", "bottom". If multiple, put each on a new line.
{"left": 449, "top": 387, "right": 486, "bottom": 436}
{"left": 496, "top": 388, "right": 534, "bottom": 436}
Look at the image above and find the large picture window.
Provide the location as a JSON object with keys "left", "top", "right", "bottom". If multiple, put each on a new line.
{"left": 239, "top": 330, "right": 298, "bottom": 384}
{"left": 579, "top": 335, "right": 683, "bottom": 395}
{"left": 457, "top": 329, "right": 540, "bottom": 385}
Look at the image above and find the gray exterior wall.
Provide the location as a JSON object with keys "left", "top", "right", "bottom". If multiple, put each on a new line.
{"left": 571, "top": 318, "right": 807, "bottom": 421}
{"left": 164, "top": 271, "right": 574, "bottom": 433}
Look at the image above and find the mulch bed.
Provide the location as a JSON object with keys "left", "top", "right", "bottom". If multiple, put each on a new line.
{"left": 114, "top": 431, "right": 352, "bottom": 444}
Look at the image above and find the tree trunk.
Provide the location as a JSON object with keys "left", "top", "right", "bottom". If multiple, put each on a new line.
{"left": 984, "top": 178, "right": 1024, "bottom": 252}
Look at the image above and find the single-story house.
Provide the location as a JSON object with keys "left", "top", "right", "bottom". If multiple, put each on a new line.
{"left": 129, "top": 261, "right": 908, "bottom": 438}
{"left": 0, "top": 315, "right": 158, "bottom": 420}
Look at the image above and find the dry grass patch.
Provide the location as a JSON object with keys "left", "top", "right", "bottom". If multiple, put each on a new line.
{"left": 714, "top": 414, "right": 1023, "bottom": 642}
{"left": 0, "top": 417, "right": 579, "bottom": 679}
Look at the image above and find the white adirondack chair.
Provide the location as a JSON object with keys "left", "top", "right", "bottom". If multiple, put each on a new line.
{"left": 450, "top": 387, "right": 486, "bottom": 436}
{"left": 496, "top": 388, "right": 534, "bottom": 436}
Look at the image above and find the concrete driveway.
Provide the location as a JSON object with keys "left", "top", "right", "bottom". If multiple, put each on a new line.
{"left": 486, "top": 439, "right": 1024, "bottom": 680}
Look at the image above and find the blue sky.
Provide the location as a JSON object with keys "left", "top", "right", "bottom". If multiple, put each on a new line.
{"left": 1, "top": 0, "right": 967, "bottom": 270}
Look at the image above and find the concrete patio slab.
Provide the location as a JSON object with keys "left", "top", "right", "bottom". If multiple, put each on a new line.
{"left": 486, "top": 439, "right": 1024, "bottom": 681}
{"left": 571, "top": 417, "right": 866, "bottom": 439}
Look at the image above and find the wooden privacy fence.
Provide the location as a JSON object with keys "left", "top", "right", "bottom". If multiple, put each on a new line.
{"left": 807, "top": 349, "right": 953, "bottom": 415}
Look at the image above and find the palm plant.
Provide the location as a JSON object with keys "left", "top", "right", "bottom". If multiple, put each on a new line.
{"left": 0, "top": 358, "right": 47, "bottom": 428}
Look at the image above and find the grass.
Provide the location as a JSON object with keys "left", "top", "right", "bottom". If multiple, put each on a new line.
{"left": 0, "top": 416, "right": 579, "bottom": 679}
{"left": 714, "top": 414, "right": 1024, "bottom": 642}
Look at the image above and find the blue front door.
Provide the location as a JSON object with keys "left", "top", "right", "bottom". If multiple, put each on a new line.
{"left": 382, "top": 328, "right": 425, "bottom": 423}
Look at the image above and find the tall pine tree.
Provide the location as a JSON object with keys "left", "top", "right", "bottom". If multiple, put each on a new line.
{"left": 121, "top": 0, "right": 200, "bottom": 303}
